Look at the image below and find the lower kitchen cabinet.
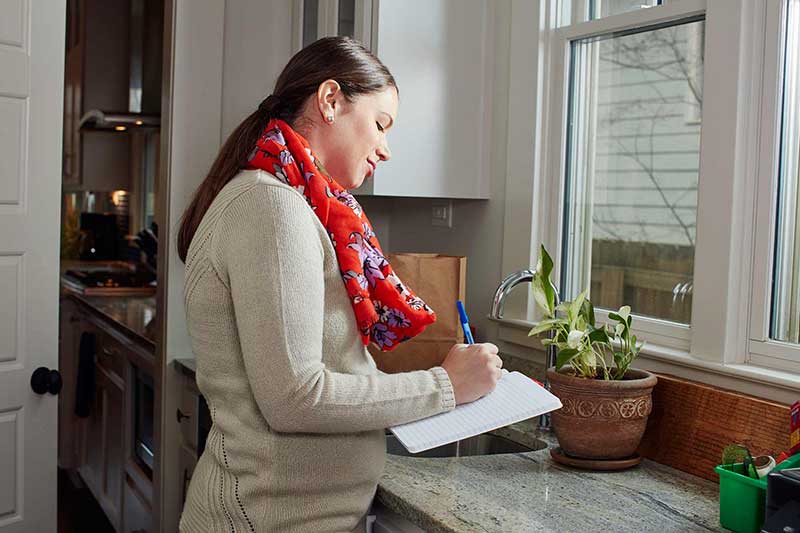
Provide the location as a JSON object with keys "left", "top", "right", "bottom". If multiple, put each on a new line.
{"left": 78, "top": 354, "right": 125, "bottom": 530}
{"left": 177, "top": 367, "right": 201, "bottom": 508}
{"left": 60, "top": 296, "right": 155, "bottom": 531}
{"left": 123, "top": 472, "right": 152, "bottom": 533}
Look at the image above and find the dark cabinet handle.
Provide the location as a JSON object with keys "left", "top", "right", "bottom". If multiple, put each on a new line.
{"left": 176, "top": 409, "right": 191, "bottom": 423}
{"left": 101, "top": 345, "right": 117, "bottom": 358}
{"left": 31, "top": 367, "right": 62, "bottom": 395}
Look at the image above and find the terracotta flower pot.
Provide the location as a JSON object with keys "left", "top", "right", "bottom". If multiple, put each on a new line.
{"left": 547, "top": 367, "right": 657, "bottom": 460}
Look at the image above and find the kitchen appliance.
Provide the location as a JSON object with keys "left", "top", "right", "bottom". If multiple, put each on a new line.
{"left": 79, "top": 0, "right": 163, "bottom": 133}
{"left": 133, "top": 366, "right": 155, "bottom": 478}
{"left": 62, "top": 267, "right": 156, "bottom": 296}
{"left": 763, "top": 467, "right": 800, "bottom": 532}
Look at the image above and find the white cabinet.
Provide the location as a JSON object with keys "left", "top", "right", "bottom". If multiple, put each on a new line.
{"left": 295, "top": 0, "right": 494, "bottom": 199}
{"left": 62, "top": 0, "right": 133, "bottom": 191}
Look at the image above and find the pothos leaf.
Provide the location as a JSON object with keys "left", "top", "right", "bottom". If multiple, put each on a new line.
{"left": 581, "top": 298, "right": 596, "bottom": 327}
{"left": 539, "top": 245, "right": 556, "bottom": 316}
{"left": 528, "top": 318, "right": 564, "bottom": 337}
{"left": 555, "top": 347, "right": 579, "bottom": 369}
{"left": 588, "top": 326, "right": 610, "bottom": 344}
{"left": 569, "top": 290, "right": 587, "bottom": 326}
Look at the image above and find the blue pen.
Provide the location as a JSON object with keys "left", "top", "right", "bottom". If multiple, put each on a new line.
{"left": 456, "top": 300, "right": 475, "bottom": 344}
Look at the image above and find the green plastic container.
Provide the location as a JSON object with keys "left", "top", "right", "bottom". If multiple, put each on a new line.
{"left": 715, "top": 452, "right": 800, "bottom": 533}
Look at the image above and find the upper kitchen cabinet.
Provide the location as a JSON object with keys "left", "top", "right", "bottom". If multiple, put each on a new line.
{"left": 295, "top": 0, "right": 494, "bottom": 199}
{"left": 62, "top": 0, "right": 163, "bottom": 192}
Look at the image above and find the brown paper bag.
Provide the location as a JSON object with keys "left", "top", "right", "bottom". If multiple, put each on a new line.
{"left": 369, "top": 253, "right": 466, "bottom": 373}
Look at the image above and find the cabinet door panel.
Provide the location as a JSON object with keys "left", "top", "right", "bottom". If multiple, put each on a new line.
{"left": 354, "top": 0, "right": 492, "bottom": 199}
{"left": 80, "top": 368, "right": 104, "bottom": 494}
{"left": 103, "top": 372, "right": 124, "bottom": 527}
{"left": 123, "top": 473, "right": 152, "bottom": 533}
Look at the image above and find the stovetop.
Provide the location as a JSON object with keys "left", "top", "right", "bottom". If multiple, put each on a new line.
{"left": 63, "top": 268, "right": 156, "bottom": 295}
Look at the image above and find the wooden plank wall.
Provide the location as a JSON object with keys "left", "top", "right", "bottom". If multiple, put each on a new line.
{"left": 637, "top": 374, "right": 792, "bottom": 482}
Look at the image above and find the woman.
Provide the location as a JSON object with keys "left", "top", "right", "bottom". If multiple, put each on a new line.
{"left": 177, "top": 37, "right": 502, "bottom": 532}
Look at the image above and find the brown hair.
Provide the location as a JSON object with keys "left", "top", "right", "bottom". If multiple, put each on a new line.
{"left": 176, "top": 36, "right": 397, "bottom": 262}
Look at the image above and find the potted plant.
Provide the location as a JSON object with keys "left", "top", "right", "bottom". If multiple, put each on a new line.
{"left": 529, "top": 245, "right": 657, "bottom": 461}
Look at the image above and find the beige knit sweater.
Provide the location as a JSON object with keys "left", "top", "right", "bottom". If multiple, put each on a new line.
{"left": 179, "top": 170, "right": 456, "bottom": 532}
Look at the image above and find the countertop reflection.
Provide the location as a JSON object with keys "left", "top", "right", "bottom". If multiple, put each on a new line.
{"left": 68, "top": 292, "right": 157, "bottom": 347}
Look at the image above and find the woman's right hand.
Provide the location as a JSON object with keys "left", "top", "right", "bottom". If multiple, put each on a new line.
{"left": 440, "top": 343, "right": 503, "bottom": 405}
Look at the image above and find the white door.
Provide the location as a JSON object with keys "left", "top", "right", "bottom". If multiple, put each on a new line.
{"left": 0, "top": 0, "right": 66, "bottom": 531}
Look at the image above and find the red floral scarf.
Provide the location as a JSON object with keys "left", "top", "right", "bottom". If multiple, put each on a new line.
{"left": 246, "top": 119, "right": 435, "bottom": 350}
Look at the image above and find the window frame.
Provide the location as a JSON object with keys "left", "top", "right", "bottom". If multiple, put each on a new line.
{"left": 549, "top": 4, "right": 706, "bottom": 352}
{"left": 497, "top": 0, "right": 800, "bottom": 382}
{"left": 748, "top": 0, "right": 800, "bottom": 374}
{"left": 545, "top": 0, "right": 709, "bottom": 355}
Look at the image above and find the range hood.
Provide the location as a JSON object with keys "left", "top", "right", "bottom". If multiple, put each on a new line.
{"left": 80, "top": 0, "right": 163, "bottom": 133}
{"left": 80, "top": 110, "right": 159, "bottom": 131}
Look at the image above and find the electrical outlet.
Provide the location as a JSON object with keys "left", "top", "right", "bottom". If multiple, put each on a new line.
{"left": 431, "top": 201, "right": 452, "bottom": 228}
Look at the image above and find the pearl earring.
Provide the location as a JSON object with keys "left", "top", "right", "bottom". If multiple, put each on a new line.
{"left": 326, "top": 114, "right": 334, "bottom": 123}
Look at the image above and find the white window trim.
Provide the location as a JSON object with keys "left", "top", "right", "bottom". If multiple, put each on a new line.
{"left": 496, "top": 0, "right": 800, "bottom": 395}
{"left": 749, "top": 0, "right": 800, "bottom": 373}
{"left": 546, "top": 0, "right": 707, "bottom": 354}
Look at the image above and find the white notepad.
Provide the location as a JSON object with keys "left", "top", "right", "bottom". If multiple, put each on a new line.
{"left": 389, "top": 370, "right": 562, "bottom": 453}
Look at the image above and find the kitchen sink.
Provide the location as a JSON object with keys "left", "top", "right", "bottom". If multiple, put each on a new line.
{"left": 385, "top": 433, "right": 547, "bottom": 458}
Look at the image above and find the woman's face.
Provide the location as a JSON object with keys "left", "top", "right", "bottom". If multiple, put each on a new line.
{"left": 300, "top": 83, "right": 398, "bottom": 190}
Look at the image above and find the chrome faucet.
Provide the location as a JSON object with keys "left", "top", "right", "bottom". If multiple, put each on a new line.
{"left": 490, "top": 269, "right": 560, "bottom": 430}
{"left": 490, "top": 269, "right": 535, "bottom": 320}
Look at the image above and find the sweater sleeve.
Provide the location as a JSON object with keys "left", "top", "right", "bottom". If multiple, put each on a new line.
{"left": 213, "top": 182, "right": 456, "bottom": 434}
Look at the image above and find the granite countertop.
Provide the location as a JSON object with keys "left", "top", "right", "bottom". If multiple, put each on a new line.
{"left": 61, "top": 260, "right": 158, "bottom": 347}
{"left": 174, "top": 356, "right": 721, "bottom": 531}
{"left": 377, "top": 420, "right": 721, "bottom": 532}
{"left": 67, "top": 291, "right": 158, "bottom": 347}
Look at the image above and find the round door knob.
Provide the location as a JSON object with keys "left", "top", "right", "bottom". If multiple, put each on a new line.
{"left": 30, "top": 367, "right": 62, "bottom": 395}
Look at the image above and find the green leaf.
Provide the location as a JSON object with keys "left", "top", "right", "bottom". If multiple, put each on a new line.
{"left": 569, "top": 290, "right": 587, "bottom": 326}
{"left": 581, "top": 298, "right": 596, "bottom": 326}
{"left": 608, "top": 312, "right": 624, "bottom": 323}
{"left": 539, "top": 245, "right": 556, "bottom": 315}
{"left": 531, "top": 277, "right": 552, "bottom": 317}
{"left": 555, "top": 348, "right": 579, "bottom": 369}
{"left": 588, "top": 327, "right": 610, "bottom": 344}
{"left": 528, "top": 318, "right": 564, "bottom": 337}
{"left": 539, "top": 245, "right": 553, "bottom": 279}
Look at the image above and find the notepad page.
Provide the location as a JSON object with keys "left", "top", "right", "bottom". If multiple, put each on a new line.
{"left": 389, "top": 370, "right": 562, "bottom": 453}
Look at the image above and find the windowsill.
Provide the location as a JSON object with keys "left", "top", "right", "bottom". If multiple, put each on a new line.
{"left": 490, "top": 316, "right": 800, "bottom": 404}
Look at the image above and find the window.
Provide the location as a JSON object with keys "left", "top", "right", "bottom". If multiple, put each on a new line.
{"left": 523, "top": 0, "right": 800, "bottom": 375}
{"left": 499, "top": 0, "right": 800, "bottom": 388}
{"left": 771, "top": 0, "right": 800, "bottom": 344}
{"left": 561, "top": 18, "right": 705, "bottom": 326}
